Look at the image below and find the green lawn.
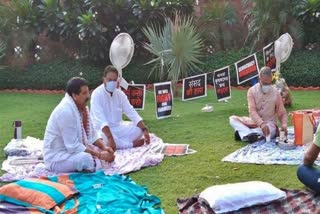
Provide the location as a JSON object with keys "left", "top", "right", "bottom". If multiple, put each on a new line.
{"left": 0, "top": 89, "right": 319, "bottom": 213}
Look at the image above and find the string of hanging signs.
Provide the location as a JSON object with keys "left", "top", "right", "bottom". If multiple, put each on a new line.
{"left": 121, "top": 33, "right": 291, "bottom": 119}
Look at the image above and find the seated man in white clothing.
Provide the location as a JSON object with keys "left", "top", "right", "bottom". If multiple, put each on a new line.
{"left": 43, "top": 77, "right": 115, "bottom": 173}
{"left": 90, "top": 65, "right": 150, "bottom": 151}
{"left": 229, "top": 67, "right": 288, "bottom": 143}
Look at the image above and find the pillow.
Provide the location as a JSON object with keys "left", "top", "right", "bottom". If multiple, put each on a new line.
{"left": 199, "top": 181, "right": 286, "bottom": 213}
{"left": 0, "top": 178, "right": 78, "bottom": 211}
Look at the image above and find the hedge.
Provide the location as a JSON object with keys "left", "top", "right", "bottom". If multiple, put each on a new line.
{"left": 0, "top": 60, "right": 103, "bottom": 90}
{"left": 281, "top": 50, "right": 320, "bottom": 87}
{"left": 0, "top": 50, "right": 319, "bottom": 90}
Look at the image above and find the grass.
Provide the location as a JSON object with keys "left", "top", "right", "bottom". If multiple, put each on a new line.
{"left": 0, "top": 89, "right": 319, "bottom": 213}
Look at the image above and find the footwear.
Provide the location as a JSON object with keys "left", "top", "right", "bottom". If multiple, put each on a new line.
{"left": 245, "top": 133, "right": 264, "bottom": 144}
{"left": 234, "top": 131, "right": 241, "bottom": 141}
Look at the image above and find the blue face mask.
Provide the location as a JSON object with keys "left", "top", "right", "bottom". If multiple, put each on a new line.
{"left": 105, "top": 81, "right": 117, "bottom": 93}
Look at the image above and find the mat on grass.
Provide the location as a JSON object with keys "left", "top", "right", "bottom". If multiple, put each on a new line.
{"left": 177, "top": 189, "right": 320, "bottom": 214}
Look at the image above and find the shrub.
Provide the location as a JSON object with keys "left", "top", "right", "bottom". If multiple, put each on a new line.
{"left": 0, "top": 57, "right": 154, "bottom": 90}
{"left": 281, "top": 50, "right": 320, "bottom": 87}
{"left": 0, "top": 59, "right": 103, "bottom": 90}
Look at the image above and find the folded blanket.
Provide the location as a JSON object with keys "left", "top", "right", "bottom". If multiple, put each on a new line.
{"left": 4, "top": 136, "right": 43, "bottom": 157}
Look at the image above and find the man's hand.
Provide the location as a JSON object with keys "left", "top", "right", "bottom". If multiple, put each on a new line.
{"left": 102, "top": 146, "right": 114, "bottom": 153}
{"left": 137, "top": 121, "right": 150, "bottom": 144}
{"left": 143, "top": 129, "right": 150, "bottom": 145}
{"left": 99, "top": 150, "right": 115, "bottom": 163}
{"left": 281, "top": 125, "right": 288, "bottom": 137}
{"left": 260, "top": 123, "right": 270, "bottom": 136}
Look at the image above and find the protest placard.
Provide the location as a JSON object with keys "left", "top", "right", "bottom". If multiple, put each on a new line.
{"left": 182, "top": 74, "right": 207, "bottom": 101}
{"left": 235, "top": 54, "right": 259, "bottom": 85}
{"left": 122, "top": 84, "right": 146, "bottom": 110}
{"left": 263, "top": 42, "right": 277, "bottom": 71}
{"left": 154, "top": 81, "right": 173, "bottom": 119}
{"left": 213, "top": 66, "right": 231, "bottom": 101}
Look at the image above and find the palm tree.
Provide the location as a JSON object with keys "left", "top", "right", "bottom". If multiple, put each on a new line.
{"left": 142, "top": 14, "right": 204, "bottom": 95}
{"left": 294, "top": 0, "right": 320, "bottom": 22}
{"left": 293, "top": 0, "right": 320, "bottom": 45}
{"left": 203, "top": 0, "right": 237, "bottom": 51}
{"left": 242, "top": 0, "right": 303, "bottom": 52}
{"left": 0, "top": 40, "right": 6, "bottom": 69}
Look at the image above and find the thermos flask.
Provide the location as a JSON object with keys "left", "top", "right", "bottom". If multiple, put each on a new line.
{"left": 13, "top": 120, "right": 22, "bottom": 139}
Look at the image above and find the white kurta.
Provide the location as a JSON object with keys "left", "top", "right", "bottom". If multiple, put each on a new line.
{"left": 90, "top": 84, "right": 143, "bottom": 149}
{"left": 43, "top": 94, "right": 100, "bottom": 173}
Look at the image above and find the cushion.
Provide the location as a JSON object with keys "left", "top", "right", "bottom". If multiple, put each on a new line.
{"left": 199, "top": 181, "right": 286, "bottom": 213}
{"left": 0, "top": 178, "right": 78, "bottom": 211}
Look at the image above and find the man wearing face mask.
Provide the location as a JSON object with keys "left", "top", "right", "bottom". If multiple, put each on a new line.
{"left": 229, "top": 67, "right": 288, "bottom": 143}
{"left": 90, "top": 65, "right": 150, "bottom": 151}
{"left": 43, "top": 77, "right": 115, "bottom": 173}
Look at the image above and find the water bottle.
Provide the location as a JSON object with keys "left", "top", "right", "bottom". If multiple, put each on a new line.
{"left": 13, "top": 120, "right": 22, "bottom": 140}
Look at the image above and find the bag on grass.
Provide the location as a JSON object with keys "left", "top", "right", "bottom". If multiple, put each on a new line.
{"left": 292, "top": 111, "right": 315, "bottom": 146}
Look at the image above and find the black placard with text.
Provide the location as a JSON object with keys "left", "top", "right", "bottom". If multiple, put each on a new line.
{"left": 235, "top": 54, "right": 259, "bottom": 85}
{"left": 154, "top": 82, "right": 173, "bottom": 119}
{"left": 213, "top": 66, "right": 231, "bottom": 101}
{"left": 263, "top": 42, "right": 277, "bottom": 72}
{"left": 122, "top": 84, "right": 146, "bottom": 110}
{"left": 182, "top": 74, "right": 207, "bottom": 101}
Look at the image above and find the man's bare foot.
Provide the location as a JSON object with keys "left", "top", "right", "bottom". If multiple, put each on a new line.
{"left": 133, "top": 139, "right": 145, "bottom": 147}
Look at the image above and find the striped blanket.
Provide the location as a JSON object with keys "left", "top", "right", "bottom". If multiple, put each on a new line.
{"left": 0, "top": 170, "right": 163, "bottom": 213}
{"left": 177, "top": 189, "right": 320, "bottom": 214}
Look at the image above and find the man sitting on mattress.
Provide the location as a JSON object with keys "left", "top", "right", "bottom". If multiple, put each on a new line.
{"left": 43, "top": 77, "right": 115, "bottom": 173}
{"left": 229, "top": 67, "right": 288, "bottom": 143}
{"left": 90, "top": 65, "right": 150, "bottom": 151}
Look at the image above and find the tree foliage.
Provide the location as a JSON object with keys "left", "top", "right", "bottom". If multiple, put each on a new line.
{"left": 242, "top": 0, "right": 303, "bottom": 52}
{"left": 0, "top": 0, "right": 194, "bottom": 63}
{"left": 143, "top": 14, "right": 204, "bottom": 94}
{"left": 202, "top": 0, "right": 239, "bottom": 51}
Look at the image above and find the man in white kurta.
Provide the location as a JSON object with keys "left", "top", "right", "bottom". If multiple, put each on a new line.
{"left": 43, "top": 77, "right": 115, "bottom": 173}
{"left": 90, "top": 65, "right": 150, "bottom": 150}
